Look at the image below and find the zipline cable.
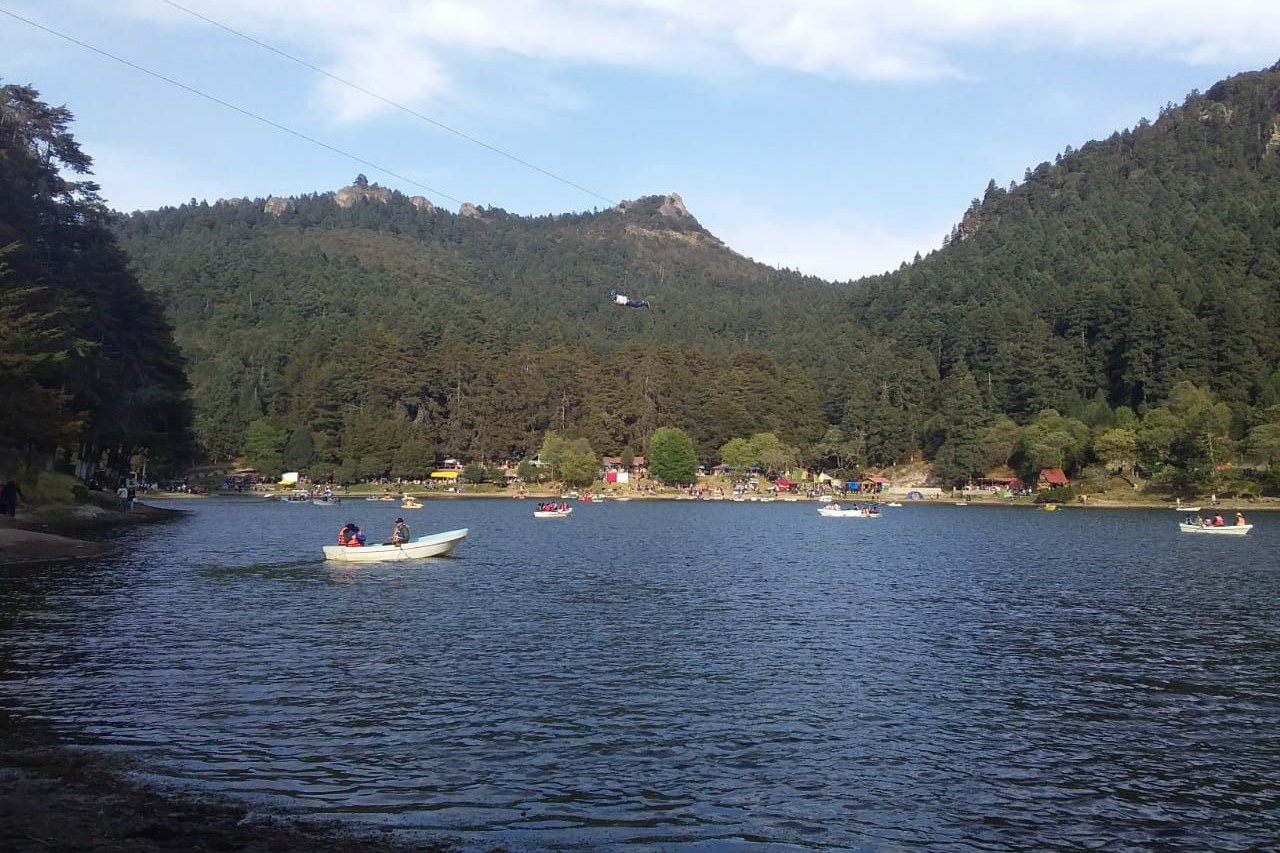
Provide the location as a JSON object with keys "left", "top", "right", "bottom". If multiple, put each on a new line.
{"left": 159, "top": 0, "right": 618, "bottom": 206}
{"left": 0, "top": 6, "right": 466, "bottom": 206}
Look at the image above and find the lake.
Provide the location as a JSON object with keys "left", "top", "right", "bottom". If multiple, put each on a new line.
{"left": 2, "top": 497, "right": 1277, "bottom": 851}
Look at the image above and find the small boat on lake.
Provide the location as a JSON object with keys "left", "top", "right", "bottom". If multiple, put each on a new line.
{"left": 312, "top": 497, "right": 341, "bottom": 506}
{"left": 818, "top": 504, "right": 881, "bottom": 518}
{"left": 534, "top": 507, "right": 572, "bottom": 518}
{"left": 401, "top": 499, "right": 424, "bottom": 509}
{"left": 322, "top": 528, "right": 468, "bottom": 562}
{"left": 1178, "top": 522, "right": 1251, "bottom": 536}
{"left": 886, "top": 501, "right": 903, "bottom": 508}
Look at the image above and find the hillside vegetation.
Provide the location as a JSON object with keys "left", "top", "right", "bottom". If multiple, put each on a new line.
{"left": 110, "top": 64, "right": 1280, "bottom": 493}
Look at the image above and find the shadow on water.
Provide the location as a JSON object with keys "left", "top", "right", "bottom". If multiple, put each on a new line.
{"left": 2, "top": 498, "right": 1278, "bottom": 852}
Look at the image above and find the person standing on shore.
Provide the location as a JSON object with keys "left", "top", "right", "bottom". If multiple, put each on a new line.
{"left": 0, "top": 479, "right": 22, "bottom": 518}
{"left": 116, "top": 482, "right": 129, "bottom": 512}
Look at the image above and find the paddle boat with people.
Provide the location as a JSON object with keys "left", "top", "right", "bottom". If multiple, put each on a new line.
{"left": 534, "top": 501, "right": 572, "bottom": 518}
{"left": 322, "top": 528, "right": 469, "bottom": 562}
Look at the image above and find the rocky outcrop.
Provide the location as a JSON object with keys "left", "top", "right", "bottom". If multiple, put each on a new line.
{"left": 617, "top": 193, "right": 693, "bottom": 219}
{"left": 459, "top": 202, "right": 483, "bottom": 219}
{"left": 658, "top": 193, "right": 690, "bottom": 218}
{"left": 263, "top": 196, "right": 291, "bottom": 216}
{"left": 409, "top": 195, "right": 435, "bottom": 212}
{"left": 1267, "top": 121, "right": 1280, "bottom": 156}
{"left": 334, "top": 184, "right": 392, "bottom": 208}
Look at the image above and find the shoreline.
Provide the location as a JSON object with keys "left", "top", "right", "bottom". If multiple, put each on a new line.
{"left": 4, "top": 489, "right": 1274, "bottom": 567}
{"left": 0, "top": 711, "right": 437, "bottom": 853}
{"left": 0, "top": 500, "right": 184, "bottom": 568}
{"left": 226, "top": 489, "right": 1280, "bottom": 512}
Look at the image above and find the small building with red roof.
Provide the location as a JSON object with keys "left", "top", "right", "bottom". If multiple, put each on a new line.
{"left": 1037, "top": 468, "right": 1070, "bottom": 489}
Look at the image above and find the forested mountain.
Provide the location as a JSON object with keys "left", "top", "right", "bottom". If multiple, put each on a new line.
{"left": 0, "top": 84, "right": 193, "bottom": 480}
{"left": 114, "top": 188, "right": 836, "bottom": 472}
{"left": 112, "top": 64, "right": 1280, "bottom": 490}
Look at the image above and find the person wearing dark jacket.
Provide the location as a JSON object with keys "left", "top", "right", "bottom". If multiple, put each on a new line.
{"left": 0, "top": 480, "right": 22, "bottom": 518}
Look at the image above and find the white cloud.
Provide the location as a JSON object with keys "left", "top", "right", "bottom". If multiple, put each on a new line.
{"left": 125, "top": 1, "right": 1280, "bottom": 121}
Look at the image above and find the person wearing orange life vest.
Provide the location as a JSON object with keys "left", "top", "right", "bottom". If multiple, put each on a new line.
{"left": 339, "top": 522, "right": 366, "bottom": 545}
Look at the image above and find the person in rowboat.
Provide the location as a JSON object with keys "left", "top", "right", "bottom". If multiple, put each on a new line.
{"left": 338, "top": 523, "right": 357, "bottom": 545}
{"left": 339, "top": 523, "right": 366, "bottom": 546}
{"left": 390, "top": 517, "right": 412, "bottom": 545}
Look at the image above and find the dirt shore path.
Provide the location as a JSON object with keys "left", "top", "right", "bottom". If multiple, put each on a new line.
{"left": 0, "top": 526, "right": 118, "bottom": 565}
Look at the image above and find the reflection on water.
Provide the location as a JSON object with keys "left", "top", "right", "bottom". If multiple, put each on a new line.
{"left": 2, "top": 499, "right": 1278, "bottom": 851}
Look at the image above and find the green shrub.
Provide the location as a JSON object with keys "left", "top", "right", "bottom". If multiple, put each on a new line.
{"left": 1036, "top": 485, "right": 1076, "bottom": 504}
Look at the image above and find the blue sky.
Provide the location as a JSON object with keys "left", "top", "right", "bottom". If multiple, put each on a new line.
{"left": 3, "top": 1, "right": 1279, "bottom": 280}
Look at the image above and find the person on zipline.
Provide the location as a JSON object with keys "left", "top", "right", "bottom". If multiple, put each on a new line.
{"left": 609, "top": 289, "right": 649, "bottom": 308}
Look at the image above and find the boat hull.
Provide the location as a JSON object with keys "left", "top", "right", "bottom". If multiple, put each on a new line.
{"left": 817, "top": 508, "right": 880, "bottom": 518}
{"left": 1178, "top": 523, "right": 1251, "bottom": 536}
{"left": 534, "top": 509, "right": 572, "bottom": 518}
{"left": 322, "top": 528, "right": 469, "bottom": 561}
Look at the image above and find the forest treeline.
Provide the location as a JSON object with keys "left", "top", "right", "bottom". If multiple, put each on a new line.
{"left": 0, "top": 83, "right": 192, "bottom": 483}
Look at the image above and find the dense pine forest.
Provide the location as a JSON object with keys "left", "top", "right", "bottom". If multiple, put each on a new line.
{"left": 0, "top": 84, "right": 192, "bottom": 485}
{"left": 7, "top": 64, "right": 1280, "bottom": 495}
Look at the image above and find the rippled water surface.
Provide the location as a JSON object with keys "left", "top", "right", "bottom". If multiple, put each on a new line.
{"left": 2, "top": 498, "right": 1278, "bottom": 851}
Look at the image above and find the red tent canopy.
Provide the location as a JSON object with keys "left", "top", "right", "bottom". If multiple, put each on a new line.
{"left": 774, "top": 478, "right": 797, "bottom": 488}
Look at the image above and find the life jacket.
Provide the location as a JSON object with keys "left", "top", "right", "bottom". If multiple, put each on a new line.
{"left": 346, "top": 531, "right": 365, "bottom": 547}
{"left": 338, "top": 527, "right": 351, "bottom": 544}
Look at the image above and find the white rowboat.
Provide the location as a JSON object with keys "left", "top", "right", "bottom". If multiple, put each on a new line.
{"left": 322, "top": 528, "right": 469, "bottom": 561}
{"left": 1178, "top": 523, "right": 1251, "bottom": 536}
{"left": 534, "top": 508, "right": 572, "bottom": 518}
